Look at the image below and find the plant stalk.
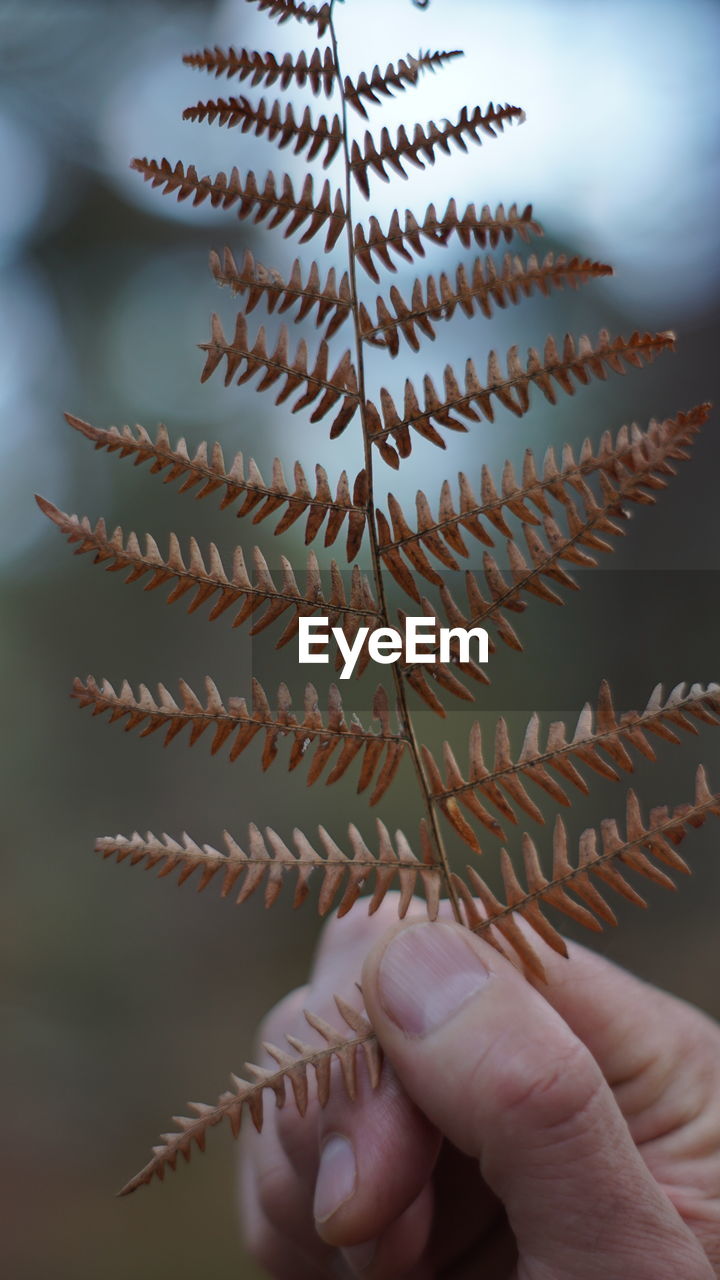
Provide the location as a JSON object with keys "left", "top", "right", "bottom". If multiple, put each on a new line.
{"left": 328, "top": 1, "right": 462, "bottom": 922}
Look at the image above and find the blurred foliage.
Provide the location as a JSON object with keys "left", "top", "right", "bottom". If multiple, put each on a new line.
{"left": 2, "top": 1, "right": 719, "bottom": 1276}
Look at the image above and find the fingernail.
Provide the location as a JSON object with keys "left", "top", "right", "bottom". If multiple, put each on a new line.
{"left": 314, "top": 1134, "right": 357, "bottom": 1224}
{"left": 342, "top": 1239, "right": 377, "bottom": 1274}
{"left": 378, "top": 923, "right": 490, "bottom": 1037}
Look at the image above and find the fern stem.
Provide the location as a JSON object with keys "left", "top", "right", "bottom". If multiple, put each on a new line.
{"left": 328, "top": 1, "right": 461, "bottom": 922}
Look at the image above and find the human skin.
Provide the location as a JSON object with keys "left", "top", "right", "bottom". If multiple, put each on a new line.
{"left": 239, "top": 896, "right": 720, "bottom": 1278}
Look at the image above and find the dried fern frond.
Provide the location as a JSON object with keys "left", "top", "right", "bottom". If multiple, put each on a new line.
{"left": 96, "top": 817, "right": 441, "bottom": 920}
{"left": 184, "top": 96, "right": 344, "bottom": 168}
{"left": 382, "top": 405, "right": 703, "bottom": 668}
{"left": 199, "top": 312, "right": 359, "bottom": 435}
{"left": 118, "top": 996, "right": 378, "bottom": 1196}
{"left": 44, "top": 0, "right": 716, "bottom": 1204}
{"left": 455, "top": 766, "right": 720, "bottom": 980}
{"left": 121, "top": 765, "right": 720, "bottom": 1196}
{"left": 72, "top": 676, "right": 406, "bottom": 803}
{"left": 377, "top": 405, "right": 710, "bottom": 582}
{"left": 369, "top": 330, "right": 676, "bottom": 463}
{"left": 210, "top": 248, "right": 351, "bottom": 340}
{"left": 183, "top": 46, "right": 336, "bottom": 97}
{"left": 353, "top": 200, "right": 543, "bottom": 282}
{"left": 37, "top": 496, "right": 377, "bottom": 647}
{"left": 349, "top": 102, "right": 526, "bottom": 199}
{"left": 360, "top": 253, "right": 614, "bottom": 357}
{"left": 130, "top": 159, "right": 347, "bottom": 251}
{"left": 426, "top": 681, "right": 720, "bottom": 851}
{"left": 422, "top": 452, "right": 697, "bottom": 664}
{"left": 246, "top": 0, "right": 331, "bottom": 35}
{"left": 62, "top": 414, "right": 368, "bottom": 559}
{"left": 343, "top": 49, "right": 464, "bottom": 119}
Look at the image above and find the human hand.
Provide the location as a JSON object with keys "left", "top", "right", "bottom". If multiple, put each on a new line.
{"left": 239, "top": 897, "right": 720, "bottom": 1278}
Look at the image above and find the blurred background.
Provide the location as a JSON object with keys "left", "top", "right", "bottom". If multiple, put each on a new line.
{"left": 2, "top": 0, "right": 719, "bottom": 1275}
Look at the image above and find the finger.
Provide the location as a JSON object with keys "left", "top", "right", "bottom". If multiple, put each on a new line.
{"left": 241, "top": 1095, "right": 338, "bottom": 1271}
{"left": 247, "top": 900, "right": 445, "bottom": 1270}
{"left": 312, "top": 1054, "right": 439, "bottom": 1251}
{"left": 535, "top": 938, "right": 720, "bottom": 1267}
{"left": 239, "top": 1136, "right": 334, "bottom": 1279}
{"left": 241, "top": 986, "right": 337, "bottom": 1269}
{"left": 341, "top": 1182, "right": 434, "bottom": 1280}
{"left": 272, "top": 896, "right": 425, "bottom": 1178}
{"left": 529, "top": 938, "right": 720, "bottom": 1143}
{"left": 362, "top": 920, "right": 713, "bottom": 1280}
{"left": 307, "top": 905, "right": 442, "bottom": 1251}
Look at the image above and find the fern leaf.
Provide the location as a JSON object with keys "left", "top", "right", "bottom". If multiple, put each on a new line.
{"left": 343, "top": 49, "right": 464, "bottom": 119}
{"left": 130, "top": 159, "right": 347, "bottom": 251}
{"left": 119, "top": 764, "right": 720, "bottom": 1196}
{"left": 424, "top": 420, "right": 697, "bottom": 652}
{"left": 62, "top": 415, "right": 367, "bottom": 560}
{"left": 184, "top": 96, "right": 344, "bottom": 169}
{"left": 210, "top": 248, "right": 351, "bottom": 339}
{"left": 118, "top": 996, "right": 379, "bottom": 1196}
{"left": 199, "top": 312, "right": 359, "bottom": 435}
{"left": 350, "top": 104, "right": 526, "bottom": 200}
{"left": 427, "top": 681, "right": 720, "bottom": 850}
{"left": 96, "top": 816, "right": 441, "bottom": 920}
{"left": 455, "top": 767, "right": 720, "bottom": 980}
{"left": 377, "top": 405, "right": 710, "bottom": 583}
{"left": 244, "top": 0, "right": 331, "bottom": 35}
{"left": 37, "top": 496, "right": 378, "bottom": 645}
{"left": 360, "top": 253, "right": 614, "bottom": 357}
{"left": 381, "top": 403, "right": 702, "bottom": 609}
{"left": 183, "top": 46, "right": 336, "bottom": 97}
{"left": 368, "top": 329, "right": 677, "bottom": 463}
{"left": 72, "top": 676, "right": 406, "bottom": 801}
{"left": 46, "top": 1, "right": 719, "bottom": 1202}
{"left": 353, "top": 200, "right": 543, "bottom": 282}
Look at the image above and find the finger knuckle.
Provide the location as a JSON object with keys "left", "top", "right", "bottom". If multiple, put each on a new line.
{"left": 493, "top": 1035, "right": 604, "bottom": 1144}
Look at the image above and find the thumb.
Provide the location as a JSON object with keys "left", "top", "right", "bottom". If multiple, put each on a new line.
{"left": 361, "top": 919, "right": 711, "bottom": 1280}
